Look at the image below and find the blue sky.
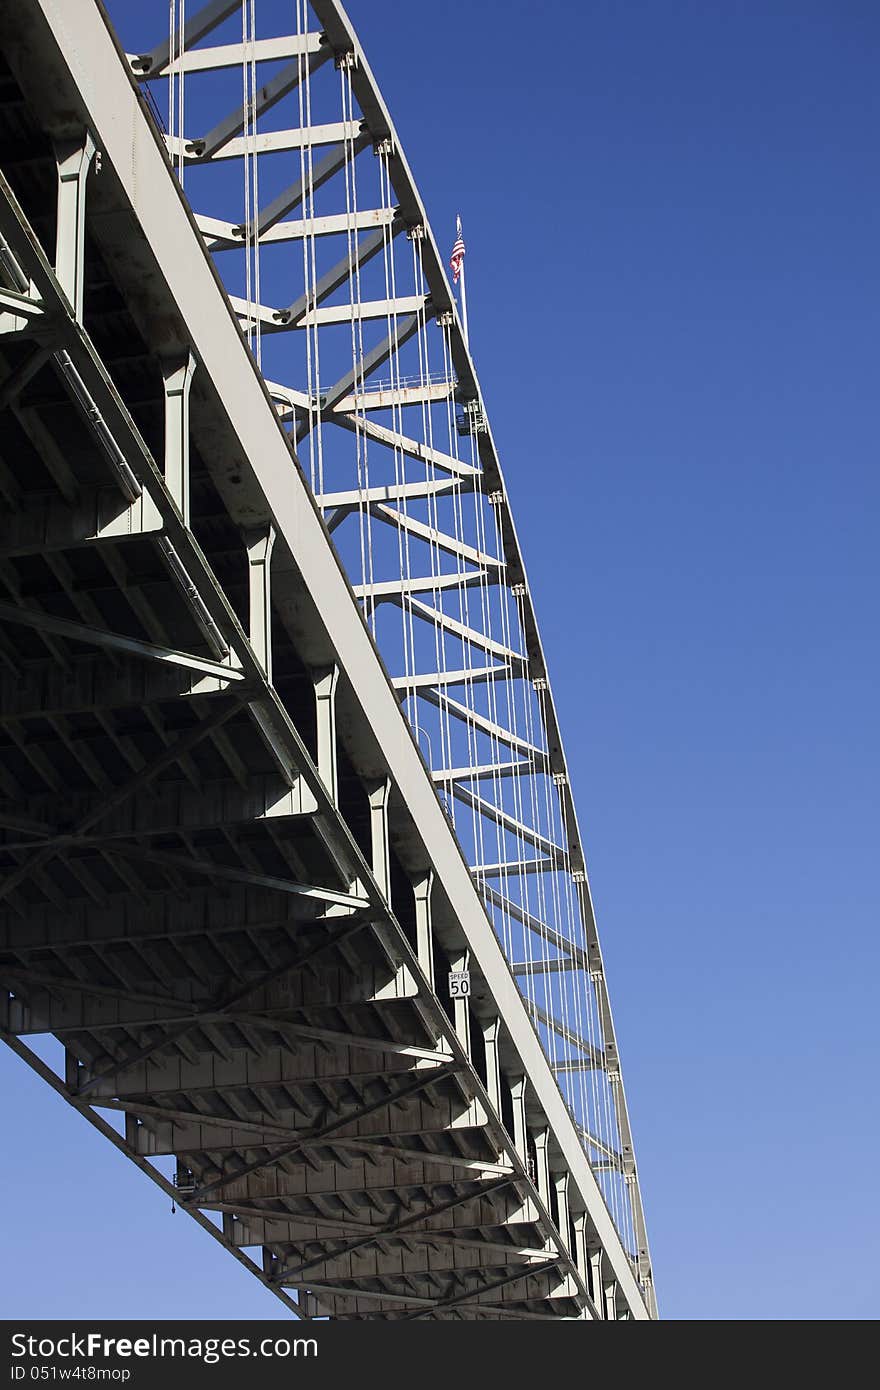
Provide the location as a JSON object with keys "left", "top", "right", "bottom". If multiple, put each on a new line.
{"left": 2, "top": 0, "right": 878, "bottom": 1321}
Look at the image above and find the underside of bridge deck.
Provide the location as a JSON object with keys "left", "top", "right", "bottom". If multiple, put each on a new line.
{"left": 0, "top": 0, "right": 651, "bottom": 1321}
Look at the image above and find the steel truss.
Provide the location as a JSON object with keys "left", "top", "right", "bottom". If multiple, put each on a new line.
{"left": 0, "top": 0, "right": 655, "bottom": 1318}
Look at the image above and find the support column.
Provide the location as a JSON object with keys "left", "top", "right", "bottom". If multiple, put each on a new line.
{"left": 572, "top": 1212, "right": 591, "bottom": 1316}
{"left": 448, "top": 946, "right": 471, "bottom": 1056}
{"left": 530, "top": 1124, "right": 558, "bottom": 1256}
{"left": 313, "top": 664, "right": 339, "bottom": 805}
{"left": 244, "top": 524, "right": 276, "bottom": 679}
{"left": 64, "top": 1048, "right": 78, "bottom": 1093}
{"left": 509, "top": 1075, "right": 528, "bottom": 1164}
{"left": 445, "top": 947, "right": 487, "bottom": 1129}
{"left": 604, "top": 1279, "right": 619, "bottom": 1321}
{"left": 124, "top": 1112, "right": 139, "bottom": 1151}
{"left": 413, "top": 869, "right": 435, "bottom": 990}
{"left": 553, "top": 1170, "right": 571, "bottom": 1252}
{"left": 573, "top": 1213, "right": 589, "bottom": 1284}
{"left": 508, "top": 1074, "right": 539, "bottom": 1225}
{"left": 367, "top": 777, "right": 391, "bottom": 900}
{"left": 54, "top": 132, "right": 96, "bottom": 321}
{"left": 481, "top": 1016, "right": 502, "bottom": 1115}
{"left": 589, "top": 1247, "right": 605, "bottom": 1318}
{"left": 162, "top": 353, "right": 196, "bottom": 523}
{"left": 531, "top": 1124, "right": 551, "bottom": 1208}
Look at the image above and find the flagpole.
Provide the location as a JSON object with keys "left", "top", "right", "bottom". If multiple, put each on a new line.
{"left": 455, "top": 211, "right": 470, "bottom": 351}
{"left": 459, "top": 255, "right": 470, "bottom": 352}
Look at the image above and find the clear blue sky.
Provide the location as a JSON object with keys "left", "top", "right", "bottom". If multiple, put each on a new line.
{"left": 2, "top": 0, "right": 878, "bottom": 1321}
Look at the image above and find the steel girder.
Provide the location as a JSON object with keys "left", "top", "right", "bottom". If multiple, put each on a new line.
{"left": 0, "top": 0, "right": 654, "bottom": 1319}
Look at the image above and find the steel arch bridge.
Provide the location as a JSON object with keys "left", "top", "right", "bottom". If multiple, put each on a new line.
{"left": 0, "top": 0, "right": 656, "bottom": 1320}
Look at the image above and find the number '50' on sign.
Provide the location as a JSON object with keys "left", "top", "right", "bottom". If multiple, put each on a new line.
{"left": 448, "top": 970, "right": 470, "bottom": 998}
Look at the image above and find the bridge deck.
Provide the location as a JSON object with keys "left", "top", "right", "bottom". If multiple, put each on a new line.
{"left": 0, "top": 0, "right": 650, "bottom": 1319}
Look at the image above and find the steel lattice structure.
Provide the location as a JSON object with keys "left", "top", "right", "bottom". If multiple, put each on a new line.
{"left": 0, "top": 0, "right": 656, "bottom": 1319}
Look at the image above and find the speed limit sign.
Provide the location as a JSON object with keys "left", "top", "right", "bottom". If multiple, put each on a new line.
{"left": 448, "top": 970, "right": 471, "bottom": 998}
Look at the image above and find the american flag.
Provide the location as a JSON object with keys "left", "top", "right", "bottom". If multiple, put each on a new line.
{"left": 449, "top": 215, "right": 465, "bottom": 285}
